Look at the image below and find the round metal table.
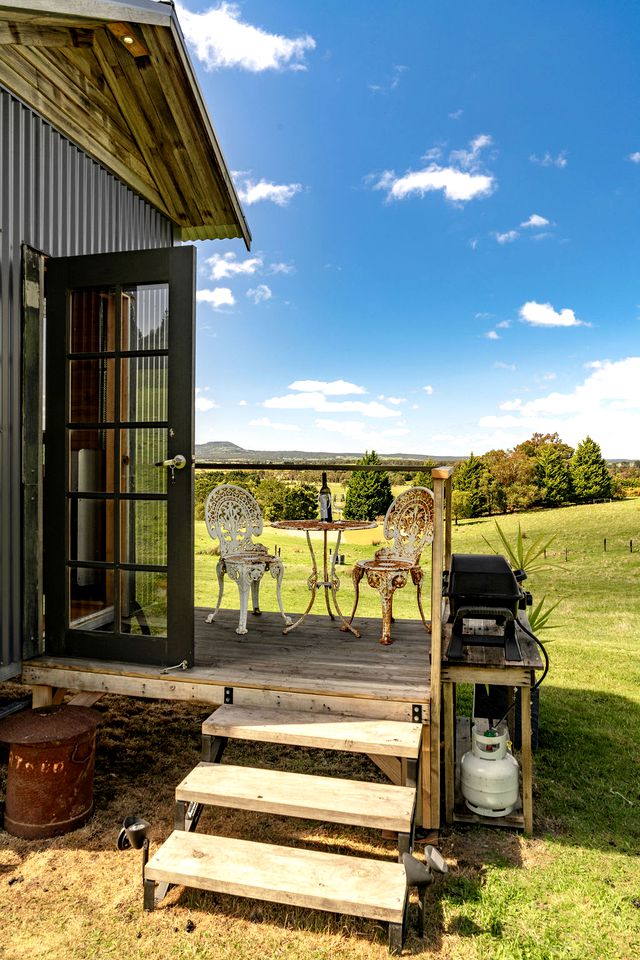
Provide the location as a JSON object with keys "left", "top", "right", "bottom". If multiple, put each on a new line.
{"left": 270, "top": 519, "right": 377, "bottom": 636}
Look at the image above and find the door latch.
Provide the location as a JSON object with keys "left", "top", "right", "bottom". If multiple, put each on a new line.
{"left": 155, "top": 454, "right": 187, "bottom": 482}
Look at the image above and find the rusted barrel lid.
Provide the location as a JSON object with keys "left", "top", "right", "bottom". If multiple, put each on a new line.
{"left": 0, "top": 705, "right": 100, "bottom": 746}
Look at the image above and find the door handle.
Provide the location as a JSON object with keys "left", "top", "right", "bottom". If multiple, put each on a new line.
{"left": 155, "top": 455, "right": 187, "bottom": 470}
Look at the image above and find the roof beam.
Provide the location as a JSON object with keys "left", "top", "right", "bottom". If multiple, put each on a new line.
{"left": 0, "top": 22, "right": 93, "bottom": 45}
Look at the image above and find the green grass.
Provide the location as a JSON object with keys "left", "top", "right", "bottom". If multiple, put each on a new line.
{"left": 195, "top": 498, "right": 640, "bottom": 959}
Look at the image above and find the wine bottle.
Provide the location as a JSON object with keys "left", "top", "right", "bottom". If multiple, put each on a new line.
{"left": 319, "top": 471, "right": 332, "bottom": 522}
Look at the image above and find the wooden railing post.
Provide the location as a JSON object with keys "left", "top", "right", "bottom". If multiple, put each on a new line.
{"left": 428, "top": 466, "right": 454, "bottom": 830}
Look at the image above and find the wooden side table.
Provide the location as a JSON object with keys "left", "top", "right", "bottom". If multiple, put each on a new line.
{"left": 441, "top": 614, "right": 543, "bottom": 835}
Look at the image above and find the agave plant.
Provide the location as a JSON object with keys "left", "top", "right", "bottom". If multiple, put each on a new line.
{"left": 483, "top": 520, "right": 562, "bottom": 633}
{"left": 482, "top": 520, "right": 556, "bottom": 575}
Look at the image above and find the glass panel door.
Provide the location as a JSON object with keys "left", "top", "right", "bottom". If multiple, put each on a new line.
{"left": 45, "top": 248, "right": 195, "bottom": 667}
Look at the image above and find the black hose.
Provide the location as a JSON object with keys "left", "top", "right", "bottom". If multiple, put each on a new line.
{"left": 489, "top": 623, "right": 549, "bottom": 731}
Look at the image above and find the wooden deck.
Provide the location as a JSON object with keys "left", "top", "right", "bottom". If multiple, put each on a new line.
{"left": 22, "top": 607, "right": 431, "bottom": 721}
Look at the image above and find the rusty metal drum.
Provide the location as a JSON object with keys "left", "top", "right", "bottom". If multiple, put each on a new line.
{"left": 0, "top": 705, "right": 100, "bottom": 839}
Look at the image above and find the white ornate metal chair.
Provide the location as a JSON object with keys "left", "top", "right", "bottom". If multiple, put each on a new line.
{"left": 347, "top": 487, "right": 435, "bottom": 645}
{"left": 204, "top": 484, "right": 291, "bottom": 635}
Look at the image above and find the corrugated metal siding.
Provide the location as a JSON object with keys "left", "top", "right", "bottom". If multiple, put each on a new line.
{"left": 0, "top": 86, "right": 175, "bottom": 680}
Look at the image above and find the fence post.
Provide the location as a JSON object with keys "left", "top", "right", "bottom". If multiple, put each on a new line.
{"left": 565, "top": 547, "right": 568, "bottom": 562}
{"left": 604, "top": 538, "right": 607, "bottom": 552}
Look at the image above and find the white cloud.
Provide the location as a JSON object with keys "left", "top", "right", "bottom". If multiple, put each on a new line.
{"left": 197, "top": 287, "right": 235, "bottom": 309}
{"left": 206, "top": 252, "right": 262, "bottom": 280}
{"left": 269, "top": 261, "right": 295, "bottom": 274}
{"left": 529, "top": 150, "right": 568, "bottom": 168}
{"left": 371, "top": 134, "right": 495, "bottom": 203}
{"left": 494, "top": 361, "right": 517, "bottom": 371}
{"left": 375, "top": 165, "right": 494, "bottom": 203}
{"left": 195, "top": 388, "right": 219, "bottom": 412}
{"left": 628, "top": 152, "right": 640, "bottom": 163}
{"left": 495, "top": 230, "right": 519, "bottom": 244}
{"left": 521, "top": 214, "right": 550, "bottom": 228}
{"left": 542, "top": 372, "right": 557, "bottom": 381}
{"left": 288, "top": 380, "right": 366, "bottom": 395}
{"left": 247, "top": 284, "right": 272, "bottom": 304}
{"left": 423, "top": 385, "right": 434, "bottom": 395}
{"left": 496, "top": 320, "right": 511, "bottom": 329}
{"left": 485, "top": 330, "right": 500, "bottom": 340}
{"left": 369, "top": 64, "right": 407, "bottom": 94}
{"left": 477, "top": 357, "right": 640, "bottom": 456}
{"left": 235, "top": 177, "right": 302, "bottom": 206}
{"left": 238, "top": 399, "right": 248, "bottom": 406}
{"left": 449, "top": 109, "right": 463, "bottom": 120}
{"left": 449, "top": 134, "right": 493, "bottom": 169}
{"left": 386, "top": 396, "right": 407, "bottom": 405}
{"left": 249, "top": 416, "right": 300, "bottom": 431}
{"left": 519, "top": 300, "right": 587, "bottom": 327}
{"left": 264, "top": 392, "right": 400, "bottom": 418}
{"left": 176, "top": 3, "right": 315, "bottom": 72}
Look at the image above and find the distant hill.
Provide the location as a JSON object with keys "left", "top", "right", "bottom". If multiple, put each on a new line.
{"left": 194, "top": 441, "right": 461, "bottom": 465}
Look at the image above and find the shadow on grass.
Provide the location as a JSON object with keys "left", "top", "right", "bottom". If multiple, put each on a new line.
{"left": 533, "top": 684, "right": 639, "bottom": 855}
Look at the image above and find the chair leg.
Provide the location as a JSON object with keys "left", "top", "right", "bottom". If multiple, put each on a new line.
{"left": 234, "top": 567, "right": 251, "bottom": 635}
{"left": 342, "top": 564, "right": 365, "bottom": 630}
{"left": 366, "top": 570, "right": 408, "bottom": 645}
{"left": 205, "top": 559, "right": 225, "bottom": 624}
{"left": 250, "top": 576, "right": 262, "bottom": 616}
{"left": 270, "top": 559, "right": 292, "bottom": 626}
{"left": 411, "top": 567, "right": 432, "bottom": 633}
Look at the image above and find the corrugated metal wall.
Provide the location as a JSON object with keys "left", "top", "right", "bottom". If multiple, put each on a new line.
{"left": 0, "top": 86, "right": 175, "bottom": 680}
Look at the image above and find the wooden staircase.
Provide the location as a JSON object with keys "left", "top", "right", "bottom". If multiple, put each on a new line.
{"left": 144, "top": 705, "right": 425, "bottom": 952}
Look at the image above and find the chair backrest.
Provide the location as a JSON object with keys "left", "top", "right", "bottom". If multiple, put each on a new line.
{"left": 381, "top": 486, "right": 435, "bottom": 563}
{"left": 205, "top": 484, "right": 264, "bottom": 557}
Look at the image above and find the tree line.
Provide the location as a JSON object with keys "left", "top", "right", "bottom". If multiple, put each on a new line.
{"left": 194, "top": 434, "right": 633, "bottom": 524}
{"left": 450, "top": 433, "right": 619, "bottom": 520}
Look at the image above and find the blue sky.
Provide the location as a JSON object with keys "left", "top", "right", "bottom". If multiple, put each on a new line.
{"left": 175, "top": 1, "right": 640, "bottom": 458}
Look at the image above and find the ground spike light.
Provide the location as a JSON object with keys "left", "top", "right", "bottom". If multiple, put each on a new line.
{"left": 402, "top": 846, "right": 448, "bottom": 936}
{"left": 117, "top": 816, "right": 151, "bottom": 877}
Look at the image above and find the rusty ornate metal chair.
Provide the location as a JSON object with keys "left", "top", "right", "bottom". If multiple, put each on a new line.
{"left": 347, "top": 486, "right": 435, "bottom": 644}
{"left": 204, "top": 484, "right": 291, "bottom": 635}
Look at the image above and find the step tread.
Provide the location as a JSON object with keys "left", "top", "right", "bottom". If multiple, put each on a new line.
{"left": 176, "top": 763, "right": 416, "bottom": 831}
{"left": 202, "top": 705, "right": 423, "bottom": 758}
{"left": 145, "top": 830, "right": 407, "bottom": 923}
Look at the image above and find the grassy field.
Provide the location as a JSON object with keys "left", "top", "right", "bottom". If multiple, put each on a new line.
{"left": 1, "top": 499, "right": 639, "bottom": 959}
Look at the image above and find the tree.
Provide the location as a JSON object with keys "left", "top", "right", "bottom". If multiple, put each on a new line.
{"left": 343, "top": 451, "right": 393, "bottom": 520}
{"left": 451, "top": 490, "right": 473, "bottom": 524}
{"left": 453, "top": 453, "right": 489, "bottom": 517}
{"left": 410, "top": 460, "right": 437, "bottom": 487}
{"left": 570, "top": 436, "right": 613, "bottom": 502}
{"left": 535, "top": 445, "right": 573, "bottom": 506}
{"left": 280, "top": 484, "right": 318, "bottom": 521}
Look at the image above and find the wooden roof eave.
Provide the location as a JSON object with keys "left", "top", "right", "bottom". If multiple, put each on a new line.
{"left": 167, "top": 16, "right": 251, "bottom": 250}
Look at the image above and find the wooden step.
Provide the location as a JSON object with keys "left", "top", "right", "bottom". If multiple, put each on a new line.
{"left": 176, "top": 762, "right": 416, "bottom": 832}
{"left": 202, "top": 705, "right": 423, "bottom": 758}
{"left": 145, "top": 830, "right": 407, "bottom": 924}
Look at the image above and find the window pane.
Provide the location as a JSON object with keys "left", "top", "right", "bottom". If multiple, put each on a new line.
{"left": 120, "top": 500, "right": 167, "bottom": 566}
{"left": 122, "top": 284, "right": 168, "bottom": 351}
{"left": 68, "top": 568, "right": 114, "bottom": 632}
{"left": 69, "top": 288, "right": 116, "bottom": 354}
{"left": 69, "top": 359, "right": 115, "bottom": 423}
{"left": 68, "top": 430, "right": 115, "bottom": 493}
{"left": 121, "top": 356, "right": 168, "bottom": 423}
{"left": 120, "top": 429, "right": 168, "bottom": 493}
{"left": 68, "top": 497, "right": 115, "bottom": 563}
{"left": 120, "top": 570, "right": 167, "bottom": 637}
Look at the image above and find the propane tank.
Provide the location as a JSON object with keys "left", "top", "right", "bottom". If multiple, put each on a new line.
{"left": 460, "top": 726, "right": 519, "bottom": 817}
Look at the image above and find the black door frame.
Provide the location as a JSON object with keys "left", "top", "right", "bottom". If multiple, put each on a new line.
{"left": 44, "top": 246, "right": 195, "bottom": 667}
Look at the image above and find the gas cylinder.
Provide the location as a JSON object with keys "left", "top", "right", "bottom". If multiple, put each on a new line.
{"left": 460, "top": 725, "right": 519, "bottom": 817}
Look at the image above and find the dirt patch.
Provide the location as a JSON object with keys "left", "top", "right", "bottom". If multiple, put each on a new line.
{"left": 0, "top": 684, "right": 540, "bottom": 960}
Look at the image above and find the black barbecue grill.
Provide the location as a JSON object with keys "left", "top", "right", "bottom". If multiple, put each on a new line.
{"left": 443, "top": 554, "right": 531, "bottom": 661}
